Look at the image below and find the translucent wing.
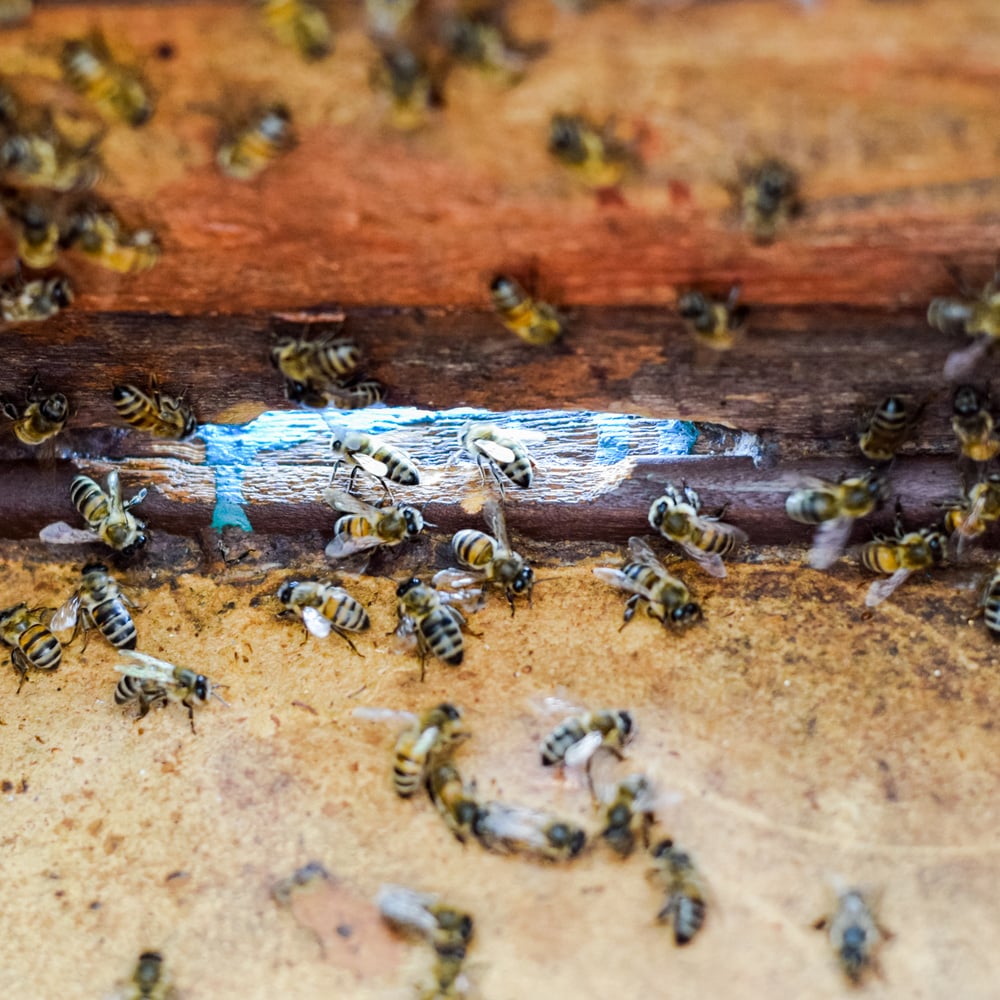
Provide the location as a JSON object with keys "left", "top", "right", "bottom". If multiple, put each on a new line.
{"left": 474, "top": 437, "right": 516, "bottom": 464}
{"left": 302, "top": 605, "right": 332, "bottom": 638}
{"left": 352, "top": 706, "right": 418, "bottom": 726}
{"left": 679, "top": 541, "right": 728, "bottom": 579}
{"left": 50, "top": 593, "right": 80, "bottom": 633}
{"left": 563, "top": 729, "right": 604, "bottom": 770}
{"left": 808, "top": 517, "right": 852, "bottom": 570}
{"left": 475, "top": 802, "right": 544, "bottom": 847}
{"left": 376, "top": 884, "right": 438, "bottom": 937}
{"left": 438, "top": 586, "right": 486, "bottom": 615}
{"left": 865, "top": 568, "right": 912, "bottom": 608}
{"left": 944, "top": 336, "right": 992, "bottom": 381}
{"left": 39, "top": 521, "right": 100, "bottom": 544}
{"left": 116, "top": 649, "right": 176, "bottom": 683}
{"left": 593, "top": 566, "right": 654, "bottom": 601}
{"left": 432, "top": 568, "right": 482, "bottom": 591}
{"left": 392, "top": 615, "right": 419, "bottom": 655}
{"left": 352, "top": 450, "right": 390, "bottom": 479}
{"left": 322, "top": 487, "right": 378, "bottom": 516}
{"left": 105, "top": 469, "right": 125, "bottom": 517}
{"left": 627, "top": 535, "right": 664, "bottom": 568}
{"left": 484, "top": 498, "right": 511, "bottom": 553}
{"left": 325, "top": 531, "right": 384, "bottom": 559}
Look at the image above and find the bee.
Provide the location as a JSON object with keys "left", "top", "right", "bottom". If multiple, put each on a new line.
{"left": 276, "top": 579, "right": 370, "bottom": 654}
{"left": 440, "top": 10, "right": 536, "bottom": 82}
{"left": 324, "top": 377, "right": 385, "bottom": 410}
{"left": 736, "top": 158, "right": 801, "bottom": 244}
{"left": 785, "top": 471, "right": 885, "bottom": 570}
{"left": 601, "top": 774, "right": 657, "bottom": 858}
{"left": 60, "top": 33, "right": 154, "bottom": 127}
{"left": 115, "top": 650, "right": 225, "bottom": 731}
{"left": 860, "top": 512, "right": 946, "bottom": 608}
{"left": 393, "top": 703, "right": 468, "bottom": 798}
{"left": 427, "top": 758, "right": 481, "bottom": 844}
{"left": 259, "top": 0, "right": 333, "bottom": 61}
{"left": 0, "top": 114, "right": 103, "bottom": 191}
{"left": 1, "top": 193, "right": 60, "bottom": 269}
{"left": 395, "top": 577, "right": 482, "bottom": 679}
{"left": 329, "top": 428, "right": 420, "bottom": 495}
{"left": 651, "top": 838, "right": 707, "bottom": 945}
{"left": 982, "top": 567, "right": 1000, "bottom": 640}
{"left": 270, "top": 331, "right": 361, "bottom": 402}
{"left": 2, "top": 380, "right": 68, "bottom": 447}
{"left": 217, "top": 103, "right": 295, "bottom": 180}
{"left": 593, "top": 536, "right": 702, "bottom": 630}
{"left": 112, "top": 376, "right": 197, "bottom": 440}
{"left": 858, "top": 395, "right": 920, "bottom": 462}
{"left": 814, "top": 885, "right": 888, "bottom": 985}
{"left": 540, "top": 708, "right": 634, "bottom": 769}
{"left": 69, "top": 470, "right": 148, "bottom": 553}
{"left": 50, "top": 561, "right": 138, "bottom": 650}
{"left": 456, "top": 421, "right": 535, "bottom": 492}
{"left": 648, "top": 484, "right": 747, "bottom": 578}
{"left": 440, "top": 500, "right": 533, "bottom": 614}
{"left": 942, "top": 474, "right": 1000, "bottom": 548}
{"left": 376, "top": 884, "right": 475, "bottom": 960}
{"left": 0, "top": 602, "right": 61, "bottom": 693}
{"left": 62, "top": 203, "right": 160, "bottom": 274}
{"left": 548, "top": 113, "right": 634, "bottom": 189}
{"left": 1, "top": 272, "right": 73, "bottom": 322}
{"left": 123, "top": 950, "right": 176, "bottom": 1000}
{"left": 950, "top": 385, "right": 999, "bottom": 463}
{"left": 930, "top": 263, "right": 1000, "bottom": 379}
{"left": 489, "top": 274, "right": 562, "bottom": 346}
{"left": 323, "top": 487, "right": 425, "bottom": 559}
{"left": 473, "top": 801, "right": 587, "bottom": 862}
{"left": 370, "top": 45, "right": 443, "bottom": 132}
{"left": 676, "top": 286, "right": 746, "bottom": 351}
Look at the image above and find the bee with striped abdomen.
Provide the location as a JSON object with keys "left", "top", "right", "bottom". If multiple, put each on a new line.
{"left": 982, "top": 567, "right": 1000, "bottom": 641}
{"left": 323, "top": 377, "right": 385, "bottom": 410}
{"left": 473, "top": 801, "right": 586, "bottom": 862}
{"left": 276, "top": 579, "right": 370, "bottom": 654}
{"left": 217, "top": 103, "right": 295, "bottom": 180}
{"left": 2, "top": 378, "right": 68, "bottom": 448}
{"left": 736, "top": 158, "right": 801, "bottom": 244}
{"left": 394, "top": 577, "right": 482, "bottom": 679}
{"left": 0, "top": 108, "right": 102, "bottom": 192}
{"left": 60, "top": 32, "right": 154, "bottom": 127}
{"left": 676, "top": 286, "right": 746, "bottom": 351}
{"left": 648, "top": 484, "right": 747, "bottom": 578}
{"left": 62, "top": 202, "right": 160, "bottom": 274}
{"left": 323, "top": 487, "right": 424, "bottom": 560}
{"left": 814, "top": 884, "right": 888, "bottom": 986}
{"left": 427, "top": 758, "right": 481, "bottom": 844}
{"left": 540, "top": 708, "right": 634, "bottom": 769}
{"left": 651, "top": 839, "right": 707, "bottom": 945}
{"left": 1, "top": 271, "right": 73, "bottom": 322}
{"left": 593, "top": 536, "right": 701, "bottom": 631}
{"left": 861, "top": 507, "right": 945, "bottom": 608}
{"left": 548, "top": 113, "right": 635, "bottom": 189}
{"left": 51, "top": 562, "right": 138, "bottom": 650}
{"left": 377, "top": 884, "right": 474, "bottom": 961}
{"left": 112, "top": 376, "right": 196, "bottom": 440}
{"left": 51, "top": 470, "right": 149, "bottom": 553}
{"left": 115, "top": 650, "right": 225, "bottom": 731}
{"left": 858, "top": 395, "right": 920, "bottom": 462}
{"left": 259, "top": 0, "right": 333, "bottom": 60}
{"left": 950, "top": 385, "right": 999, "bottom": 463}
{"left": 490, "top": 274, "right": 562, "bottom": 346}
{"left": 329, "top": 428, "right": 419, "bottom": 496}
{"left": 601, "top": 774, "right": 657, "bottom": 858}
{"left": 1, "top": 193, "right": 60, "bottom": 269}
{"left": 456, "top": 421, "right": 536, "bottom": 493}
{"left": 0, "top": 602, "right": 61, "bottom": 692}
{"left": 270, "top": 331, "right": 360, "bottom": 404}
{"left": 942, "top": 474, "right": 1000, "bottom": 550}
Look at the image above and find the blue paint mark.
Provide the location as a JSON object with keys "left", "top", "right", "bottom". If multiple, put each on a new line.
{"left": 211, "top": 499, "right": 253, "bottom": 532}
{"left": 658, "top": 419, "right": 699, "bottom": 457}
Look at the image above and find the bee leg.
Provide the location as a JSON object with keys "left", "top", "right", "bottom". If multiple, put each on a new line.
{"left": 347, "top": 465, "right": 359, "bottom": 493}
{"left": 621, "top": 595, "right": 640, "bottom": 628}
{"left": 489, "top": 465, "right": 508, "bottom": 501}
{"left": 505, "top": 588, "right": 516, "bottom": 617}
{"left": 327, "top": 459, "right": 342, "bottom": 487}
{"left": 183, "top": 698, "right": 198, "bottom": 734}
{"left": 419, "top": 655, "right": 427, "bottom": 683}
{"left": 12, "top": 649, "right": 29, "bottom": 693}
{"left": 333, "top": 628, "right": 364, "bottom": 658}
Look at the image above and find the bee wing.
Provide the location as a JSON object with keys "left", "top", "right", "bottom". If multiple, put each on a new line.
{"left": 680, "top": 541, "right": 728, "bottom": 579}
{"left": 944, "top": 337, "right": 992, "bottom": 381}
{"left": 432, "top": 568, "right": 482, "bottom": 591}
{"left": 392, "top": 616, "right": 419, "bottom": 655}
{"left": 484, "top": 499, "right": 511, "bottom": 553}
{"left": 473, "top": 437, "right": 517, "bottom": 465}
{"left": 439, "top": 587, "right": 486, "bottom": 615}
{"left": 104, "top": 468, "right": 125, "bottom": 517}
{"left": 50, "top": 593, "right": 80, "bottom": 633}
{"left": 627, "top": 535, "right": 664, "bottom": 568}
{"left": 563, "top": 729, "right": 604, "bottom": 770}
{"left": 116, "top": 650, "right": 176, "bottom": 682}
{"left": 376, "top": 884, "right": 438, "bottom": 936}
{"left": 39, "top": 521, "right": 101, "bottom": 544}
{"left": 302, "top": 605, "right": 332, "bottom": 638}
{"left": 352, "top": 706, "right": 418, "bottom": 726}
{"left": 807, "top": 517, "right": 852, "bottom": 570}
{"left": 322, "top": 487, "right": 378, "bottom": 516}
{"left": 592, "top": 566, "right": 653, "bottom": 601}
{"left": 475, "top": 802, "right": 542, "bottom": 846}
{"left": 325, "top": 532, "right": 384, "bottom": 559}
{"left": 352, "top": 450, "right": 391, "bottom": 479}
{"left": 865, "top": 568, "right": 912, "bottom": 608}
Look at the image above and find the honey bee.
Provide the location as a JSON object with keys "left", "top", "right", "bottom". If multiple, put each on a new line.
{"left": 473, "top": 801, "right": 587, "bottom": 861}
{"left": 62, "top": 202, "right": 160, "bottom": 274}
{"left": 394, "top": 703, "right": 468, "bottom": 798}
{"left": 593, "top": 536, "right": 701, "bottom": 630}
{"left": 270, "top": 331, "right": 361, "bottom": 403}
{"left": 950, "top": 385, "right": 999, "bottom": 463}
{"left": 942, "top": 474, "right": 1000, "bottom": 548}
{"left": 0, "top": 115, "right": 103, "bottom": 191}
{"left": 370, "top": 45, "right": 443, "bottom": 132}
{"left": 377, "top": 884, "right": 475, "bottom": 960}
{"left": 394, "top": 577, "right": 482, "bottom": 679}
{"left": 0, "top": 602, "right": 61, "bottom": 692}
{"left": 736, "top": 158, "right": 801, "bottom": 244}
{"left": 785, "top": 471, "right": 885, "bottom": 570}
{"left": 930, "top": 262, "right": 1000, "bottom": 379}
{"left": 0, "top": 271, "right": 73, "bottom": 322}
{"left": 276, "top": 579, "right": 370, "bottom": 654}
{"left": 50, "top": 561, "right": 138, "bottom": 650}
{"left": 427, "top": 758, "right": 481, "bottom": 844}
{"left": 324, "top": 377, "right": 385, "bottom": 410}
{"left": 68, "top": 470, "right": 148, "bottom": 553}
{"left": 601, "top": 774, "right": 656, "bottom": 858}
{"left": 860, "top": 512, "right": 945, "bottom": 608}
{"left": 814, "top": 884, "right": 888, "bottom": 986}
{"left": 858, "top": 394, "right": 920, "bottom": 462}
{"left": 540, "top": 708, "right": 634, "bottom": 769}
{"left": 489, "top": 274, "right": 562, "bottom": 346}
{"left": 112, "top": 376, "right": 197, "bottom": 440}
{"left": 648, "top": 484, "right": 747, "bottom": 578}
{"left": 1, "top": 193, "right": 60, "bottom": 269}
{"left": 548, "top": 113, "right": 635, "bottom": 189}
{"left": 456, "top": 420, "right": 535, "bottom": 492}
{"left": 329, "top": 427, "right": 420, "bottom": 494}
{"left": 2, "top": 379, "right": 68, "bottom": 447}
{"left": 260, "top": 0, "right": 333, "bottom": 61}
{"left": 651, "top": 839, "right": 707, "bottom": 945}
{"left": 438, "top": 500, "right": 533, "bottom": 613}
{"left": 982, "top": 567, "right": 1000, "bottom": 641}
{"left": 122, "top": 949, "right": 176, "bottom": 1000}
{"left": 323, "top": 487, "right": 425, "bottom": 559}
{"left": 676, "top": 286, "right": 746, "bottom": 351}
{"left": 217, "top": 103, "right": 295, "bottom": 180}
{"left": 440, "top": 10, "right": 537, "bottom": 82}
{"left": 115, "top": 650, "right": 226, "bottom": 731}
{"left": 60, "top": 32, "right": 154, "bottom": 127}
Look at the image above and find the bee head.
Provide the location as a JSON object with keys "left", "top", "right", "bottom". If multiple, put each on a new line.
{"left": 396, "top": 577, "right": 422, "bottom": 598}
{"left": 618, "top": 710, "right": 634, "bottom": 739}
{"left": 402, "top": 506, "right": 424, "bottom": 537}
{"left": 276, "top": 581, "right": 299, "bottom": 605}
{"left": 676, "top": 291, "right": 706, "bottom": 320}
{"left": 193, "top": 674, "right": 210, "bottom": 702}
{"left": 952, "top": 384, "right": 983, "bottom": 417}
{"left": 546, "top": 822, "right": 585, "bottom": 858}
{"left": 118, "top": 530, "right": 147, "bottom": 555}
{"left": 512, "top": 566, "right": 534, "bottom": 594}
{"left": 648, "top": 498, "right": 669, "bottom": 530}
{"left": 50, "top": 278, "right": 74, "bottom": 309}
{"left": 547, "top": 114, "right": 584, "bottom": 162}
{"left": 436, "top": 702, "right": 462, "bottom": 722}
{"left": 41, "top": 393, "right": 68, "bottom": 422}
{"left": 82, "top": 561, "right": 107, "bottom": 576}
{"left": 671, "top": 602, "right": 702, "bottom": 627}
{"left": 927, "top": 532, "right": 946, "bottom": 564}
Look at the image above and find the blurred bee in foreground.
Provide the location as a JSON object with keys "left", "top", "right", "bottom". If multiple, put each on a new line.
{"left": 929, "top": 261, "right": 1000, "bottom": 380}
{"left": 269, "top": 329, "right": 364, "bottom": 405}
{"left": 676, "top": 286, "right": 747, "bottom": 351}
{"left": 860, "top": 509, "right": 945, "bottom": 608}
{"left": 0, "top": 602, "right": 61, "bottom": 692}
{"left": 323, "top": 487, "right": 425, "bottom": 560}
{"left": 370, "top": 45, "right": 444, "bottom": 132}
{"left": 259, "top": 0, "right": 333, "bottom": 61}
{"left": 276, "top": 579, "right": 370, "bottom": 654}
{"left": 112, "top": 376, "right": 196, "bottom": 439}
{"left": 473, "top": 801, "right": 586, "bottom": 862}
{"left": 489, "top": 273, "right": 562, "bottom": 346}
{"left": 942, "top": 474, "right": 1000, "bottom": 550}
{"left": 51, "top": 561, "right": 138, "bottom": 650}
{"left": 436, "top": 500, "right": 533, "bottom": 614}
{"left": 814, "top": 884, "right": 889, "bottom": 986}
{"left": 0, "top": 0, "right": 32, "bottom": 26}
{"left": 115, "top": 649, "right": 226, "bottom": 731}
{"left": 0, "top": 111, "right": 103, "bottom": 191}
{"left": 0, "top": 271, "right": 73, "bottom": 322}
{"left": 320, "top": 377, "right": 386, "bottom": 410}
{"left": 394, "top": 577, "right": 483, "bottom": 679}
{"left": 548, "top": 112, "right": 636, "bottom": 189}
{"left": 950, "top": 384, "right": 999, "bottom": 463}
{"left": 376, "top": 884, "right": 474, "bottom": 964}
{"left": 330, "top": 427, "right": 420, "bottom": 495}
{"left": 456, "top": 420, "right": 537, "bottom": 493}
{"left": 353, "top": 702, "right": 468, "bottom": 798}
{"left": 427, "top": 758, "right": 481, "bottom": 844}
{"left": 858, "top": 394, "right": 920, "bottom": 462}
{"left": 217, "top": 103, "right": 295, "bottom": 180}
{"left": 736, "top": 158, "right": 801, "bottom": 244}
{"left": 62, "top": 201, "right": 160, "bottom": 274}
{"left": 439, "top": 8, "right": 540, "bottom": 82}
{"left": 981, "top": 566, "right": 1000, "bottom": 641}
{"left": 651, "top": 838, "right": 707, "bottom": 945}
{"left": 785, "top": 471, "right": 885, "bottom": 570}
{"left": 540, "top": 707, "right": 634, "bottom": 770}
{"left": 60, "top": 32, "right": 154, "bottom": 127}
{"left": 648, "top": 483, "right": 747, "bottom": 578}
{"left": 1, "top": 376, "right": 68, "bottom": 447}
{"left": 593, "top": 536, "right": 701, "bottom": 630}
{"left": 119, "top": 949, "right": 176, "bottom": 1000}
{"left": 1, "top": 191, "right": 60, "bottom": 268}
{"left": 601, "top": 774, "right": 657, "bottom": 858}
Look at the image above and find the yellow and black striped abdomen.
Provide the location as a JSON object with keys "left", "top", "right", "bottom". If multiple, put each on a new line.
{"left": 785, "top": 489, "right": 840, "bottom": 524}
{"left": 16, "top": 621, "right": 62, "bottom": 672}
{"left": 692, "top": 522, "right": 739, "bottom": 556}
{"left": 320, "top": 591, "right": 370, "bottom": 632}
{"left": 984, "top": 572, "right": 1000, "bottom": 640}
{"left": 419, "top": 608, "right": 463, "bottom": 666}
{"left": 453, "top": 529, "right": 495, "bottom": 570}
{"left": 70, "top": 475, "right": 110, "bottom": 527}
{"left": 334, "top": 514, "right": 376, "bottom": 541}
{"left": 313, "top": 341, "right": 360, "bottom": 380}
{"left": 368, "top": 444, "right": 419, "bottom": 486}
{"left": 860, "top": 542, "right": 901, "bottom": 575}
{"left": 82, "top": 586, "right": 137, "bottom": 649}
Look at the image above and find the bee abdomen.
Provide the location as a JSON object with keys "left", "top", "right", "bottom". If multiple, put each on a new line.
{"left": 860, "top": 543, "right": 897, "bottom": 575}
{"left": 91, "top": 599, "right": 137, "bottom": 648}
{"left": 376, "top": 448, "right": 419, "bottom": 486}
{"left": 70, "top": 475, "right": 109, "bottom": 525}
{"left": 670, "top": 895, "right": 706, "bottom": 946}
{"left": 785, "top": 492, "right": 836, "bottom": 524}
{"left": 453, "top": 529, "right": 494, "bottom": 569}
{"left": 19, "top": 623, "right": 61, "bottom": 670}
{"left": 421, "top": 610, "right": 463, "bottom": 666}
{"left": 696, "top": 527, "right": 739, "bottom": 555}
{"left": 327, "top": 597, "right": 370, "bottom": 632}
{"left": 540, "top": 720, "right": 587, "bottom": 766}
{"left": 392, "top": 759, "right": 423, "bottom": 798}
{"left": 984, "top": 575, "right": 1000, "bottom": 640}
